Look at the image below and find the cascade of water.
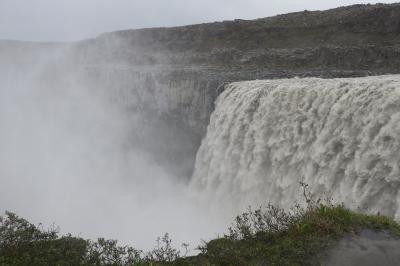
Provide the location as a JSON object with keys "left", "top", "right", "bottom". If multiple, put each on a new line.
{"left": 192, "top": 76, "right": 400, "bottom": 218}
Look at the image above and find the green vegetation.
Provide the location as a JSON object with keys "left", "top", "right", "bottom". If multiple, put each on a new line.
{"left": 0, "top": 211, "right": 144, "bottom": 265}
{"left": 0, "top": 212, "right": 180, "bottom": 265}
{"left": 1, "top": 184, "right": 400, "bottom": 265}
{"left": 192, "top": 183, "right": 400, "bottom": 265}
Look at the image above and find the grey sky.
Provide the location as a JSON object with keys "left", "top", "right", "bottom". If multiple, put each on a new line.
{"left": 0, "top": 0, "right": 398, "bottom": 42}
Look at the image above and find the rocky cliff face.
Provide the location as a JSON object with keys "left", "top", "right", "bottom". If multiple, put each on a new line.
{"left": 2, "top": 3, "right": 400, "bottom": 177}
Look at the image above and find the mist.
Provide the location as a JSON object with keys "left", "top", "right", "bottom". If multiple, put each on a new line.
{"left": 2, "top": 0, "right": 400, "bottom": 258}
{"left": 0, "top": 45, "right": 228, "bottom": 252}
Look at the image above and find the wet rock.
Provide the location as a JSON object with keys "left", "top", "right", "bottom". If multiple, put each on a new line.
{"left": 323, "top": 229, "right": 400, "bottom": 266}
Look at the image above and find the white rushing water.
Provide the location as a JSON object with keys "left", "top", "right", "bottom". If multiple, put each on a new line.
{"left": 192, "top": 75, "right": 400, "bottom": 219}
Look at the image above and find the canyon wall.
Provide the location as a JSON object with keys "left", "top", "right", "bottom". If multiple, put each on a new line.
{"left": 2, "top": 3, "right": 400, "bottom": 176}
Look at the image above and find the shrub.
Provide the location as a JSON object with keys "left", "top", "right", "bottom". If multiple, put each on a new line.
{"left": 198, "top": 182, "right": 400, "bottom": 265}
{"left": 145, "top": 233, "right": 180, "bottom": 262}
{"left": 0, "top": 211, "right": 143, "bottom": 265}
{"left": 2, "top": 183, "right": 400, "bottom": 265}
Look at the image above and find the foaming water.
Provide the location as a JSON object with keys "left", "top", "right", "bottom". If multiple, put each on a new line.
{"left": 192, "top": 76, "right": 400, "bottom": 219}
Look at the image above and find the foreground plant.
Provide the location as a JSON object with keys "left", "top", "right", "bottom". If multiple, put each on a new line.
{"left": 1, "top": 183, "right": 400, "bottom": 265}
{"left": 197, "top": 183, "right": 400, "bottom": 265}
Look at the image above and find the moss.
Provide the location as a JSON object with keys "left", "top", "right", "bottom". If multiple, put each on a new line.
{"left": 2, "top": 201, "right": 400, "bottom": 265}
{"left": 176, "top": 203, "right": 400, "bottom": 266}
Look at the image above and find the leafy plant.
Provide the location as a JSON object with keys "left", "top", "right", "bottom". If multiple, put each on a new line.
{"left": 2, "top": 183, "right": 400, "bottom": 265}
{"left": 198, "top": 182, "right": 400, "bottom": 265}
{"left": 0, "top": 211, "right": 145, "bottom": 265}
{"left": 146, "top": 233, "right": 180, "bottom": 262}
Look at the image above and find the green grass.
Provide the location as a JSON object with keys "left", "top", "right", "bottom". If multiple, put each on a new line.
{"left": 178, "top": 192, "right": 400, "bottom": 266}
{"left": 1, "top": 185, "right": 400, "bottom": 265}
{"left": 191, "top": 206, "right": 398, "bottom": 265}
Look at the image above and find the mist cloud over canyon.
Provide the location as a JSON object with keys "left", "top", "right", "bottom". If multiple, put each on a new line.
{"left": 0, "top": 45, "right": 226, "bottom": 251}
{"left": 2, "top": 1, "right": 400, "bottom": 254}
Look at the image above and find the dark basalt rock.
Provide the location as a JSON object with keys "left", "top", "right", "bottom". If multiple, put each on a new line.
{"left": 2, "top": 3, "right": 400, "bottom": 177}
{"left": 322, "top": 229, "right": 400, "bottom": 266}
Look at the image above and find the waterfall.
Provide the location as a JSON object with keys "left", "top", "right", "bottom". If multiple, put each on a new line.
{"left": 191, "top": 75, "right": 400, "bottom": 219}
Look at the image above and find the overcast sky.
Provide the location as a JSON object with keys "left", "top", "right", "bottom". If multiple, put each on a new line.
{"left": 0, "top": 0, "right": 398, "bottom": 41}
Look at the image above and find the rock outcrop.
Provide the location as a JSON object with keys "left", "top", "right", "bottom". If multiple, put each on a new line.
{"left": 2, "top": 3, "right": 400, "bottom": 176}
{"left": 323, "top": 229, "right": 400, "bottom": 266}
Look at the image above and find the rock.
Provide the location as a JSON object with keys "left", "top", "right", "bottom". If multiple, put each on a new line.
{"left": 322, "top": 230, "right": 400, "bottom": 266}
{"left": 3, "top": 3, "right": 400, "bottom": 176}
